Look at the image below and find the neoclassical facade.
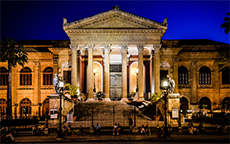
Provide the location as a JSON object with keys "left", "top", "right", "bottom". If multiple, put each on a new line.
{"left": 0, "top": 6, "right": 229, "bottom": 117}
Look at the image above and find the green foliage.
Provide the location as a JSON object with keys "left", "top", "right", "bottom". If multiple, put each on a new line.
{"left": 0, "top": 38, "right": 28, "bottom": 67}
{"left": 127, "top": 92, "right": 136, "bottom": 99}
{"left": 214, "top": 51, "right": 230, "bottom": 73}
{"left": 65, "top": 83, "right": 81, "bottom": 97}
{"left": 149, "top": 91, "right": 163, "bottom": 104}
{"left": 220, "top": 12, "right": 230, "bottom": 34}
{"left": 96, "top": 91, "right": 105, "bottom": 100}
{"left": 71, "top": 128, "right": 81, "bottom": 135}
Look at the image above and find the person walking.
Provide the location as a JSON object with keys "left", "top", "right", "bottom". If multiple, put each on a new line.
{"left": 126, "top": 115, "right": 134, "bottom": 133}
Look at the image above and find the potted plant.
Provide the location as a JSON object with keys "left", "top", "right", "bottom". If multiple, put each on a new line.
{"left": 127, "top": 92, "right": 136, "bottom": 101}
{"left": 65, "top": 83, "right": 81, "bottom": 102}
{"left": 96, "top": 91, "right": 105, "bottom": 101}
{"left": 71, "top": 128, "right": 80, "bottom": 139}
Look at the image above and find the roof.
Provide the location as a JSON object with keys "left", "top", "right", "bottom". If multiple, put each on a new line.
{"left": 63, "top": 6, "right": 168, "bottom": 29}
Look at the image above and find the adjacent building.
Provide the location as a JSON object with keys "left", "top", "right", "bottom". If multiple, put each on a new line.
{"left": 0, "top": 6, "right": 229, "bottom": 118}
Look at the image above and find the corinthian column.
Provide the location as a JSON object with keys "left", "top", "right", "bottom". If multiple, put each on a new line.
{"left": 86, "top": 45, "right": 94, "bottom": 101}
{"left": 120, "top": 44, "right": 129, "bottom": 102}
{"left": 103, "top": 44, "right": 111, "bottom": 101}
{"left": 137, "top": 44, "right": 145, "bottom": 101}
{"left": 70, "top": 44, "right": 77, "bottom": 87}
{"left": 154, "top": 44, "right": 161, "bottom": 93}
{"left": 151, "top": 50, "right": 155, "bottom": 93}
{"left": 76, "top": 50, "right": 81, "bottom": 94}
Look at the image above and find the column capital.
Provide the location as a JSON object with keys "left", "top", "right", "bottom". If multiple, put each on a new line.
{"left": 136, "top": 44, "right": 145, "bottom": 52}
{"left": 86, "top": 44, "right": 95, "bottom": 50}
{"left": 103, "top": 44, "right": 112, "bottom": 51}
{"left": 191, "top": 61, "right": 198, "bottom": 68}
{"left": 69, "top": 44, "right": 78, "bottom": 51}
{"left": 153, "top": 44, "right": 161, "bottom": 51}
{"left": 53, "top": 57, "right": 59, "bottom": 64}
{"left": 33, "top": 61, "right": 40, "bottom": 68}
{"left": 173, "top": 57, "right": 179, "bottom": 63}
{"left": 120, "top": 44, "right": 128, "bottom": 53}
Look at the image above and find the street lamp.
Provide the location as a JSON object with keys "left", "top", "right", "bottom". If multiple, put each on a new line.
{"left": 162, "top": 80, "right": 169, "bottom": 138}
{"left": 93, "top": 68, "right": 97, "bottom": 92}
{"left": 57, "top": 79, "right": 64, "bottom": 138}
{"left": 135, "top": 68, "right": 138, "bottom": 92}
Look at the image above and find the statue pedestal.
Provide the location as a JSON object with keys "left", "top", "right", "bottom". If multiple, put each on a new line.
{"left": 167, "top": 93, "right": 182, "bottom": 126}
{"left": 48, "top": 93, "right": 64, "bottom": 126}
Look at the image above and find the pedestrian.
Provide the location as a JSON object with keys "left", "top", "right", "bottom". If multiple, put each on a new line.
{"left": 140, "top": 125, "right": 145, "bottom": 135}
{"left": 145, "top": 124, "right": 151, "bottom": 135}
{"left": 126, "top": 115, "right": 134, "bottom": 133}
{"left": 95, "top": 123, "right": 101, "bottom": 135}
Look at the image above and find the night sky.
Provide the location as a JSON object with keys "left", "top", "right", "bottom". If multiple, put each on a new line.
{"left": 1, "top": 1, "right": 230, "bottom": 44}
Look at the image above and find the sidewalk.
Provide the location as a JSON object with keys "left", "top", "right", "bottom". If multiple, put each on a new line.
{"left": 14, "top": 133, "right": 230, "bottom": 143}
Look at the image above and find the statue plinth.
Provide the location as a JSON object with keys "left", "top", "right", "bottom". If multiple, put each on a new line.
{"left": 167, "top": 93, "right": 182, "bottom": 113}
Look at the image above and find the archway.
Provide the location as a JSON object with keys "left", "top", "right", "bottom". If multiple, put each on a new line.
{"left": 222, "top": 97, "right": 230, "bottom": 109}
{"left": 180, "top": 97, "right": 188, "bottom": 114}
{"left": 199, "top": 97, "right": 211, "bottom": 110}
{"left": 42, "top": 98, "right": 49, "bottom": 117}
{"left": 20, "top": 98, "right": 32, "bottom": 117}
{"left": 0, "top": 98, "right": 7, "bottom": 118}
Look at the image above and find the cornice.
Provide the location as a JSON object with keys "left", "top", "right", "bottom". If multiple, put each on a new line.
{"left": 48, "top": 47, "right": 70, "bottom": 54}
{"left": 63, "top": 8, "right": 167, "bottom": 29}
{"left": 66, "top": 29, "right": 165, "bottom": 34}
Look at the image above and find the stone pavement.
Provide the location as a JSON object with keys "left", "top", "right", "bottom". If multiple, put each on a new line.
{"left": 14, "top": 133, "right": 230, "bottom": 143}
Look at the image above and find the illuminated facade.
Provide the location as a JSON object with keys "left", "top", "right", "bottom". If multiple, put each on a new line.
{"left": 0, "top": 6, "right": 229, "bottom": 117}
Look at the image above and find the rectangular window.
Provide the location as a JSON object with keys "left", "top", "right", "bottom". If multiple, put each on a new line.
{"left": 63, "top": 71, "right": 71, "bottom": 84}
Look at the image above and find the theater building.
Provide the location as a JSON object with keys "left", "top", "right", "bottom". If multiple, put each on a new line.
{"left": 0, "top": 6, "right": 229, "bottom": 118}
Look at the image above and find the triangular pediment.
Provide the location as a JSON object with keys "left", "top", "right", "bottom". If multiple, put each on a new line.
{"left": 84, "top": 17, "right": 150, "bottom": 29}
{"left": 64, "top": 8, "right": 167, "bottom": 30}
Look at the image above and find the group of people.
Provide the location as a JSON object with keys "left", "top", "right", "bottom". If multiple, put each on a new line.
{"left": 1, "top": 127, "right": 16, "bottom": 142}
{"left": 139, "top": 124, "right": 151, "bottom": 135}
{"left": 186, "top": 122, "right": 198, "bottom": 135}
{"left": 32, "top": 124, "right": 45, "bottom": 135}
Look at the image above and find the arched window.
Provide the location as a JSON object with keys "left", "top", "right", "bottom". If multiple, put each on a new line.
{"left": 20, "top": 67, "right": 32, "bottom": 85}
{"left": 199, "top": 66, "right": 211, "bottom": 84}
{"left": 0, "top": 67, "right": 8, "bottom": 85}
{"left": 20, "top": 98, "right": 31, "bottom": 116}
{"left": 42, "top": 98, "right": 49, "bottom": 117}
{"left": 0, "top": 98, "right": 7, "bottom": 116}
{"left": 222, "top": 67, "right": 230, "bottom": 84}
{"left": 178, "top": 66, "right": 188, "bottom": 84}
{"left": 180, "top": 97, "right": 188, "bottom": 113}
{"left": 199, "top": 97, "right": 211, "bottom": 110}
{"left": 222, "top": 97, "right": 230, "bottom": 109}
{"left": 43, "top": 67, "right": 53, "bottom": 85}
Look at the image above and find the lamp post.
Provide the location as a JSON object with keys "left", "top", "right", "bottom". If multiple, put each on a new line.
{"left": 57, "top": 79, "right": 64, "bottom": 139}
{"left": 93, "top": 69, "right": 97, "bottom": 93}
{"left": 162, "top": 80, "right": 169, "bottom": 138}
{"left": 135, "top": 68, "right": 138, "bottom": 92}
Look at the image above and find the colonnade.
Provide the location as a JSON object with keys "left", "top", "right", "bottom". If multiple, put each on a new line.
{"left": 70, "top": 44, "right": 162, "bottom": 102}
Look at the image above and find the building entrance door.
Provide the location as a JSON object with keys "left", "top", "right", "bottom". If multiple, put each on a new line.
{"left": 110, "top": 64, "right": 122, "bottom": 101}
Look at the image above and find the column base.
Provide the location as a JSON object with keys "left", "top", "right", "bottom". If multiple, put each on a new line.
{"left": 120, "top": 98, "right": 129, "bottom": 102}
{"left": 86, "top": 98, "right": 94, "bottom": 101}
{"left": 104, "top": 98, "right": 111, "bottom": 101}
{"left": 137, "top": 97, "right": 145, "bottom": 102}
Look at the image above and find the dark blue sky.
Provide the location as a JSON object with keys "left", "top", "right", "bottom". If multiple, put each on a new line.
{"left": 1, "top": 1, "right": 230, "bottom": 44}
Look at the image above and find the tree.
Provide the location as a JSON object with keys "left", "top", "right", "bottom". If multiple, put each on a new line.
{"left": 220, "top": 12, "right": 230, "bottom": 34}
{"left": 149, "top": 91, "right": 166, "bottom": 119}
{"left": 0, "top": 38, "right": 28, "bottom": 119}
{"left": 214, "top": 49, "right": 230, "bottom": 72}
{"left": 65, "top": 83, "right": 81, "bottom": 99}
